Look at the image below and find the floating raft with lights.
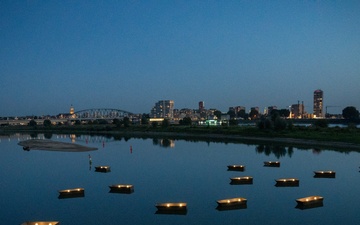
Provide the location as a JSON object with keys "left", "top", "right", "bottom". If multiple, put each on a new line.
{"left": 227, "top": 165, "right": 245, "bottom": 171}
{"left": 216, "top": 197, "right": 247, "bottom": 210}
{"left": 313, "top": 170, "right": 335, "bottom": 178}
{"left": 58, "top": 188, "right": 84, "bottom": 199}
{"left": 275, "top": 178, "right": 299, "bottom": 187}
{"left": 95, "top": 166, "right": 111, "bottom": 173}
{"left": 264, "top": 161, "right": 280, "bottom": 167}
{"left": 155, "top": 202, "right": 187, "bottom": 214}
{"left": 296, "top": 195, "right": 323, "bottom": 204}
{"left": 296, "top": 196, "right": 324, "bottom": 209}
{"left": 21, "top": 222, "right": 59, "bottom": 225}
{"left": 109, "top": 184, "right": 134, "bottom": 194}
{"left": 230, "top": 176, "right": 253, "bottom": 185}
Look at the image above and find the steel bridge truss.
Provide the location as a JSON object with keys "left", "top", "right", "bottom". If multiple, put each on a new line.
{"left": 74, "top": 108, "right": 133, "bottom": 120}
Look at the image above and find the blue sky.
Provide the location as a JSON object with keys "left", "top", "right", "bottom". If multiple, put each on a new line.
{"left": 1, "top": 0, "right": 359, "bottom": 116}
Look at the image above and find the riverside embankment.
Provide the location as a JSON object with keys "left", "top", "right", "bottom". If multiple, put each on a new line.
{"left": 2, "top": 124, "right": 360, "bottom": 151}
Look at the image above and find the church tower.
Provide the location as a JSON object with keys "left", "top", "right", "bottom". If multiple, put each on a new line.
{"left": 70, "top": 105, "right": 75, "bottom": 115}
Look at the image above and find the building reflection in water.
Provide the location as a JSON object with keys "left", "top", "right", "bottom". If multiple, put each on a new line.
{"left": 70, "top": 134, "right": 76, "bottom": 143}
{"left": 89, "top": 154, "right": 92, "bottom": 171}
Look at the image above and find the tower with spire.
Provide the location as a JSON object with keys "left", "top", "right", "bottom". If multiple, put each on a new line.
{"left": 70, "top": 105, "right": 75, "bottom": 115}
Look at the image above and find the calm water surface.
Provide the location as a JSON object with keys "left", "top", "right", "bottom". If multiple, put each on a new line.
{"left": 1, "top": 134, "right": 360, "bottom": 225}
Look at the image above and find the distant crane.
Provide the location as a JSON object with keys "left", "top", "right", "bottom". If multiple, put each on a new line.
{"left": 325, "top": 106, "right": 340, "bottom": 116}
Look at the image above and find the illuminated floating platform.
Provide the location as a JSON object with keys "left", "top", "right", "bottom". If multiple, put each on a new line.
{"left": 264, "top": 161, "right": 280, "bottom": 167}
{"left": 109, "top": 184, "right": 134, "bottom": 194}
{"left": 21, "top": 222, "right": 59, "bottom": 225}
{"left": 296, "top": 195, "right": 323, "bottom": 204}
{"left": 155, "top": 202, "right": 187, "bottom": 215}
{"left": 275, "top": 178, "right": 299, "bottom": 187}
{"left": 227, "top": 165, "right": 245, "bottom": 171}
{"left": 216, "top": 197, "right": 247, "bottom": 211}
{"left": 95, "top": 166, "right": 111, "bottom": 173}
{"left": 313, "top": 170, "right": 335, "bottom": 178}
{"left": 230, "top": 176, "right": 253, "bottom": 185}
{"left": 58, "top": 188, "right": 84, "bottom": 199}
{"left": 296, "top": 196, "right": 324, "bottom": 209}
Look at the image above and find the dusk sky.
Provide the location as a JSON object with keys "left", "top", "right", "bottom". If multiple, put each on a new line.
{"left": 1, "top": 1, "right": 359, "bottom": 116}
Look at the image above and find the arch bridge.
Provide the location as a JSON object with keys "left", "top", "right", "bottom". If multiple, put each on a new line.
{"left": 74, "top": 108, "right": 134, "bottom": 120}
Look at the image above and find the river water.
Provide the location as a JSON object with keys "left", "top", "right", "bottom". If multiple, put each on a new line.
{"left": 1, "top": 133, "right": 360, "bottom": 225}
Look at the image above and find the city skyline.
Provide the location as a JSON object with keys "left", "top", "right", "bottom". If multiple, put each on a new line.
{"left": 0, "top": 87, "right": 356, "bottom": 118}
{"left": 1, "top": 1, "right": 360, "bottom": 116}
{"left": 0, "top": 88, "right": 351, "bottom": 119}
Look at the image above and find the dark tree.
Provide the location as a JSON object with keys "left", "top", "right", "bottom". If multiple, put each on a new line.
{"left": 113, "top": 118, "right": 122, "bottom": 127}
{"left": 229, "top": 119, "right": 238, "bottom": 126}
{"left": 313, "top": 119, "right": 328, "bottom": 128}
{"left": 123, "top": 117, "right": 131, "bottom": 127}
{"left": 287, "top": 120, "right": 294, "bottom": 130}
{"left": 141, "top": 114, "right": 149, "bottom": 125}
{"left": 257, "top": 120, "right": 264, "bottom": 129}
{"left": 342, "top": 106, "right": 359, "bottom": 121}
{"left": 152, "top": 138, "right": 159, "bottom": 145}
{"left": 249, "top": 109, "right": 259, "bottom": 120}
{"left": 270, "top": 110, "right": 280, "bottom": 122}
{"left": 97, "top": 119, "right": 108, "bottom": 125}
{"left": 263, "top": 119, "right": 270, "bottom": 129}
{"left": 161, "top": 118, "right": 170, "bottom": 128}
{"left": 214, "top": 110, "right": 222, "bottom": 119}
{"left": 28, "top": 119, "right": 37, "bottom": 127}
{"left": 227, "top": 110, "right": 236, "bottom": 119}
{"left": 274, "top": 117, "right": 287, "bottom": 131}
{"left": 180, "top": 117, "right": 192, "bottom": 125}
{"left": 30, "top": 132, "right": 38, "bottom": 138}
{"left": 257, "top": 118, "right": 272, "bottom": 129}
{"left": 74, "top": 120, "right": 81, "bottom": 125}
{"left": 279, "top": 109, "right": 290, "bottom": 118}
{"left": 237, "top": 109, "right": 247, "bottom": 119}
{"left": 43, "top": 119, "right": 52, "bottom": 127}
{"left": 44, "top": 133, "right": 53, "bottom": 139}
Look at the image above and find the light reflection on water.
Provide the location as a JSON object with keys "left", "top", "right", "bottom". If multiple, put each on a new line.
{"left": 1, "top": 134, "right": 360, "bottom": 225}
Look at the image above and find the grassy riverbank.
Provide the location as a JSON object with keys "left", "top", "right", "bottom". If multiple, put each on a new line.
{"left": 1, "top": 124, "right": 360, "bottom": 149}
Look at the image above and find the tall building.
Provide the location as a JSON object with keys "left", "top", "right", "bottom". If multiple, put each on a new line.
{"left": 267, "top": 106, "right": 277, "bottom": 115}
{"left": 250, "top": 107, "right": 260, "bottom": 113}
{"left": 291, "top": 103, "right": 305, "bottom": 118}
{"left": 150, "top": 100, "right": 174, "bottom": 118}
{"left": 313, "top": 89, "right": 324, "bottom": 118}
{"left": 199, "top": 101, "right": 205, "bottom": 112}
{"left": 232, "top": 106, "right": 246, "bottom": 114}
{"left": 249, "top": 107, "right": 260, "bottom": 119}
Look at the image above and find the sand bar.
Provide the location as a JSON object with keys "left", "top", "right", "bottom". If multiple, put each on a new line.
{"left": 18, "top": 139, "right": 98, "bottom": 152}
